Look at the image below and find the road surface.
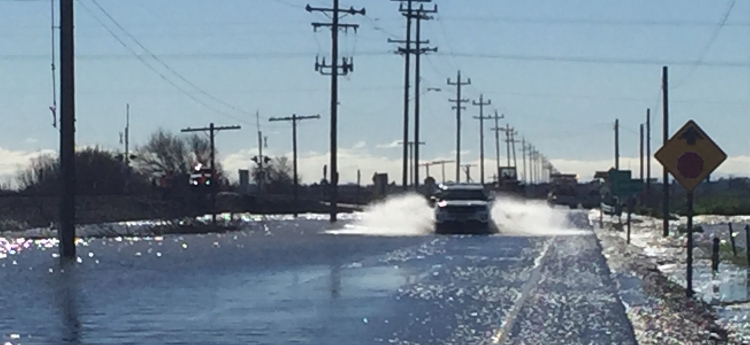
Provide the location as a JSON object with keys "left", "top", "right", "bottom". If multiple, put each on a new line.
{"left": 0, "top": 215, "right": 637, "bottom": 344}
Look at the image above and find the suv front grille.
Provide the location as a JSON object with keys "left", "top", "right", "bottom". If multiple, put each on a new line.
{"left": 443, "top": 205, "right": 485, "bottom": 214}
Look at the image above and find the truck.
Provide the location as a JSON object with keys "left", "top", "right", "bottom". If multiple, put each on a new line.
{"left": 495, "top": 166, "right": 525, "bottom": 197}
{"left": 547, "top": 173, "right": 579, "bottom": 208}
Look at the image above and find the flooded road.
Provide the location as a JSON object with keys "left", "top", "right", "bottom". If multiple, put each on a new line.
{"left": 0, "top": 198, "right": 638, "bottom": 344}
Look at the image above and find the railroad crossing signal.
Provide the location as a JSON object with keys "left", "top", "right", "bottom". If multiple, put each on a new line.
{"left": 654, "top": 120, "right": 727, "bottom": 192}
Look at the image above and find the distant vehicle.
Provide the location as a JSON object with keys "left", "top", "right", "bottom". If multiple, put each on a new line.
{"left": 547, "top": 173, "right": 579, "bottom": 208}
{"left": 429, "top": 183, "right": 495, "bottom": 235}
{"left": 496, "top": 166, "right": 525, "bottom": 197}
{"left": 189, "top": 163, "right": 214, "bottom": 187}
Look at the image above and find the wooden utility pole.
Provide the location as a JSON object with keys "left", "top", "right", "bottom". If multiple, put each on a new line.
{"left": 615, "top": 118, "right": 620, "bottom": 170}
{"left": 419, "top": 162, "right": 432, "bottom": 178}
{"left": 399, "top": 140, "right": 426, "bottom": 185}
{"left": 489, "top": 111, "right": 505, "bottom": 179}
{"left": 269, "top": 114, "right": 321, "bottom": 217}
{"left": 430, "top": 159, "right": 454, "bottom": 183}
{"left": 640, "top": 123, "right": 645, "bottom": 181}
{"left": 500, "top": 124, "right": 514, "bottom": 167}
{"left": 181, "top": 123, "right": 241, "bottom": 225}
{"left": 447, "top": 71, "right": 471, "bottom": 182}
{"left": 389, "top": 0, "right": 432, "bottom": 191}
{"left": 472, "top": 94, "right": 492, "bottom": 184}
{"left": 510, "top": 130, "right": 519, "bottom": 168}
{"left": 640, "top": 122, "right": 645, "bottom": 204}
{"left": 123, "top": 104, "right": 131, "bottom": 194}
{"left": 307, "top": 1, "right": 365, "bottom": 223}
{"left": 521, "top": 139, "right": 528, "bottom": 184}
{"left": 462, "top": 164, "right": 476, "bottom": 183}
{"left": 661, "top": 66, "right": 670, "bottom": 237}
{"left": 407, "top": 4, "right": 436, "bottom": 189}
{"left": 59, "top": 0, "right": 76, "bottom": 260}
{"left": 646, "top": 108, "right": 652, "bottom": 201}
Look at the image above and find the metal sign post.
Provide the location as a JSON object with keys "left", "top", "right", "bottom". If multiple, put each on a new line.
{"left": 655, "top": 119, "right": 727, "bottom": 298}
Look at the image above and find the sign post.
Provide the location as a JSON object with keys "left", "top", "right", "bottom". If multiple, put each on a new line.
{"left": 654, "top": 119, "right": 727, "bottom": 298}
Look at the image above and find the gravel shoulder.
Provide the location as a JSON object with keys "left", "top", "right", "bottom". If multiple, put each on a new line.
{"left": 502, "top": 234, "right": 638, "bottom": 345}
{"left": 594, "top": 222, "right": 748, "bottom": 344}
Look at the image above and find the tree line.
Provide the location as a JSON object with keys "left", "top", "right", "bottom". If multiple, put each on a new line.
{"left": 8, "top": 128, "right": 296, "bottom": 196}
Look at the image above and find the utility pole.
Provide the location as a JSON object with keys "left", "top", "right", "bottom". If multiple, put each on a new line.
{"left": 614, "top": 118, "right": 620, "bottom": 170}
{"left": 307, "top": 1, "right": 365, "bottom": 223}
{"left": 399, "top": 140, "right": 426, "bottom": 185}
{"left": 640, "top": 123, "right": 645, "bottom": 181}
{"left": 123, "top": 104, "right": 131, "bottom": 194}
{"left": 419, "top": 162, "right": 432, "bottom": 178}
{"left": 510, "top": 130, "right": 519, "bottom": 168}
{"left": 389, "top": 0, "right": 432, "bottom": 191}
{"left": 447, "top": 71, "right": 471, "bottom": 182}
{"left": 253, "top": 111, "right": 270, "bottom": 197}
{"left": 124, "top": 103, "right": 130, "bottom": 167}
{"left": 646, "top": 108, "right": 651, "bottom": 202}
{"left": 472, "top": 94, "right": 492, "bottom": 184}
{"left": 500, "top": 124, "right": 514, "bottom": 167}
{"left": 528, "top": 146, "right": 535, "bottom": 184}
{"left": 269, "top": 114, "right": 321, "bottom": 217}
{"left": 431, "top": 159, "right": 454, "bottom": 183}
{"left": 640, "top": 122, "right": 645, "bottom": 205}
{"left": 119, "top": 103, "right": 133, "bottom": 194}
{"left": 490, "top": 111, "right": 505, "bottom": 179}
{"left": 407, "top": 4, "right": 437, "bottom": 189}
{"left": 521, "top": 139, "right": 528, "bottom": 184}
{"left": 181, "top": 123, "right": 241, "bottom": 225}
{"left": 59, "top": 0, "right": 76, "bottom": 260}
{"left": 662, "top": 66, "right": 670, "bottom": 237}
{"left": 462, "top": 164, "right": 476, "bottom": 183}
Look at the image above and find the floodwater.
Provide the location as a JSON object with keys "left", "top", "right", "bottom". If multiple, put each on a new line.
{"left": 0, "top": 195, "right": 639, "bottom": 344}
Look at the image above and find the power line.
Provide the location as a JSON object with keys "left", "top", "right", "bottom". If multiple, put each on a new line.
{"left": 76, "top": 0, "right": 253, "bottom": 125}
{"left": 87, "top": 0, "right": 258, "bottom": 119}
{"left": 4, "top": 51, "right": 748, "bottom": 67}
{"left": 670, "top": 0, "right": 738, "bottom": 89}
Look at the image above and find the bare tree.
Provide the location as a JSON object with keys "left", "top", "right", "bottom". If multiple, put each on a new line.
{"left": 251, "top": 156, "right": 296, "bottom": 192}
{"left": 133, "top": 128, "right": 223, "bottom": 177}
{"left": 15, "top": 147, "right": 148, "bottom": 195}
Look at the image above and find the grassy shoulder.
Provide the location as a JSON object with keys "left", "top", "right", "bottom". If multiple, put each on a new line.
{"left": 628, "top": 193, "right": 750, "bottom": 218}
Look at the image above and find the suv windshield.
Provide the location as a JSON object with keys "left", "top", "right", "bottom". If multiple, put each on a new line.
{"left": 436, "top": 189, "right": 488, "bottom": 201}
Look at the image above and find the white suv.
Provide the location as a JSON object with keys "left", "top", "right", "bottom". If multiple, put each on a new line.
{"left": 429, "top": 183, "right": 494, "bottom": 235}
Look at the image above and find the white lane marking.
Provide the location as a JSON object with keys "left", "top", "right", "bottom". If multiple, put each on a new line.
{"left": 488, "top": 236, "right": 557, "bottom": 345}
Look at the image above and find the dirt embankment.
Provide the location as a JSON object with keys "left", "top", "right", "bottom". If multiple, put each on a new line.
{"left": 0, "top": 195, "right": 194, "bottom": 230}
{"left": 0, "top": 193, "right": 364, "bottom": 231}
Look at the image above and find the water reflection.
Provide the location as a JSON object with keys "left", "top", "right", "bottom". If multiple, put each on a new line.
{"left": 55, "top": 260, "right": 82, "bottom": 345}
{"left": 330, "top": 263, "right": 341, "bottom": 299}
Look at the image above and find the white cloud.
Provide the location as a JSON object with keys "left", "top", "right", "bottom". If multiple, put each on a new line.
{"left": 2, "top": 145, "right": 748, "bottom": 187}
{"left": 23, "top": 138, "right": 38, "bottom": 145}
{"left": 375, "top": 140, "right": 400, "bottom": 149}
{"left": 352, "top": 141, "right": 366, "bottom": 149}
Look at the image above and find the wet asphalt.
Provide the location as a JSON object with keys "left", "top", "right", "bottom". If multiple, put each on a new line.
{"left": 0, "top": 213, "right": 639, "bottom": 344}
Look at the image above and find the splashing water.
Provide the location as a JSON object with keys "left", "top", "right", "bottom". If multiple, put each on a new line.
{"left": 490, "top": 195, "right": 590, "bottom": 236}
{"left": 328, "top": 193, "right": 435, "bottom": 236}
{"left": 327, "top": 192, "right": 590, "bottom": 237}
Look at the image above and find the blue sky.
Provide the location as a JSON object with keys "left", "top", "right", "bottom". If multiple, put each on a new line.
{"left": 0, "top": 0, "right": 748, "bottom": 183}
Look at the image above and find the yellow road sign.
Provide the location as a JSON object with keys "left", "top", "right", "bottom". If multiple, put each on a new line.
{"left": 654, "top": 119, "right": 727, "bottom": 192}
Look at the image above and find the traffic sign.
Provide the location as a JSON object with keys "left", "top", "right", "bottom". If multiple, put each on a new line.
{"left": 654, "top": 120, "right": 727, "bottom": 192}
